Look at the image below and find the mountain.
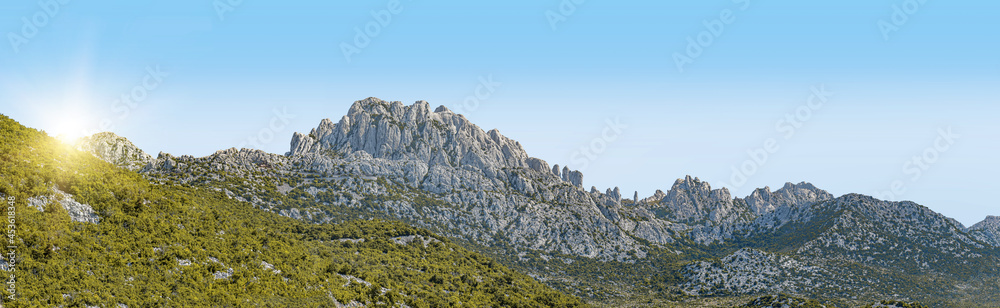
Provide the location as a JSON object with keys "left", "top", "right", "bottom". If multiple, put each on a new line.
{"left": 73, "top": 98, "right": 1000, "bottom": 307}
{"left": 0, "top": 114, "right": 584, "bottom": 307}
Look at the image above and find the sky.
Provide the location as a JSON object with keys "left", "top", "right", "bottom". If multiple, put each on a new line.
{"left": 1, "top": 0, "right": 997, "bottom": 226}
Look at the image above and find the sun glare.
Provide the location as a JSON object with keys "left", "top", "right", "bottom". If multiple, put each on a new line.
{"left": 46, "top": 99, "right": 96, "bottom": 145}
{"left": 50, "top": 117, "right": 88, "bottom": 145}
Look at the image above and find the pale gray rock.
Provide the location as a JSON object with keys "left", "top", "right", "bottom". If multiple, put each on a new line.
{"left": 630, "top": 220, "right": 677, "bottom": 244}
{"left": 213, "top": 268, "right": 234, "bottom": 280}
{"left": 261, "top": 261, "right": 281, "bottom": 274}
{"left": 390, "top": 235, "right": 441, "bottom": 247}
{"left": 657, "top": 176, "right": 745, "bottom": 225}
{"left": 75, "top": 132, "right": 153, "bottom": 171}
{"left": 565, "top": 170, "right": 583, "bottom": 187}
{"left": 289, "top": 98, "right": 533, "bottom": 174}
{"left": 526, "top": 157, "right": 549, "bottom": 173}
{"left": 745, "top": 182, "right": 833, "bottom": 216}
{"left": 287, "top": 132, "right": 317, "bottom": 156}
{"left": 27, "top": 187, "right": 99, "bottom": 223}
{"left": 640, "top": 189, "right": 667, "bottom": 204}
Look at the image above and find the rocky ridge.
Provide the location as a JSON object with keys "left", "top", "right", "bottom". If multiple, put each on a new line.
{"left": 75, "top": 98, "right": 1000, "bottom": 304}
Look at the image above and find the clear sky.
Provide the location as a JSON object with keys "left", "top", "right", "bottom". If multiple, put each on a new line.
{"left": 1, "top": 0, "right": 997, "bottom": 226}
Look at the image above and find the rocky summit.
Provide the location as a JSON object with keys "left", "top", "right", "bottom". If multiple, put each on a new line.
{"left": 75, "top": 98, "right": 1000, "bottom": 307}
{"left": 75, "top": 132, "right": 153, "bottom": 171}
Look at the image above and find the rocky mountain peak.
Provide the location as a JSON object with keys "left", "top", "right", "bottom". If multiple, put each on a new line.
{"left": 75, "top": 132, "right": 153, "bottom": 171}
{"left": 970, "top": 215, "right": 1000, "bottom": 246}
{"left": 640, "top": 189, "right": 668, "bottom": 204}
{"left": 672, "top": 175, "right": 709, "bottom": 191}
{"left": 287, "top": 98, "right": 585, "bottom": 188}
{"left": 744, "top": 181, "right": 832, "bottom": 215}
{"left": 975, "top": 215, "right": 1000, "bottom": 226}
{"left": 658, "top": 175, "right": 740, "bottom": 224}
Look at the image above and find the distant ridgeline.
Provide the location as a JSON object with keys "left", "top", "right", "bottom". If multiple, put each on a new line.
{"left": 16, "top": 97, "right": 1000, "bottom": 307}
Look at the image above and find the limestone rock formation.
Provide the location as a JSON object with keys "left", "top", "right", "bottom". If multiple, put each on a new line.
{"left": 658, "top": 176, "right": 745, "bottom": 224}
{"left": 75, "top": 132, "right": 153, "bottom": 171}
{"left": 27, "top": 187, "right": 100, "bottom": 223}
{"left": 744, "top": 182, "right": 833, "bottom": 215}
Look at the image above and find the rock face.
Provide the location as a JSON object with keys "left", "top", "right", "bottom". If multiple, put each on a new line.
{"left": 287, "top": 98, "right": 587, "bottom": 186}
{"left": 75, "top": 132, "right": 153, "bottom": 171}
{"left": 744, "top": 182, "right": 833, "bottom": 216}
{"left": 606, "top": 187, "right": 621, "bottom": 202}
{"left": 614, "top": 176, "right": 833, "bottom": 245}
{"left": 526, "top": 157, "right": 549, "bottom": 173}
{"left": 27, "top": 187, "right": 99, "bottom": 223}
{"left": 640, "top": 189, "right": 667, "bottom": 204}
{"left": 657, "top": 176, "right": 746, "bottom": 224}
{"left": 564, "top": 169, "right": 583, "bottom": 187}
{"left": 288, "top": 98, "right": 531, "bottom": 173}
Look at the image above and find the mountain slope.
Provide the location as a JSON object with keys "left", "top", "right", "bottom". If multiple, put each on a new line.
{"left": 72, "top": 98, "right": 1000, "bottom": 307}
{"left": 0, "top": 114, "right": 585, "bottom": 307}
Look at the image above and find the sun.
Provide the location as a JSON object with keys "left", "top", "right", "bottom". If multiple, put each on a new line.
{"left": 46, "top": 99, "right": 97, "bottom": 145}
{"left": 48, "top": 120, "right": 87, "bottom": 145}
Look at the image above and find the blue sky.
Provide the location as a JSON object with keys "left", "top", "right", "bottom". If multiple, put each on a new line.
{"left": 1, "top": 0, "right": 997, "bottom": 225}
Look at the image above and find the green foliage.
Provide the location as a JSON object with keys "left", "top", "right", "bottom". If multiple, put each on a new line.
{"left": 739, "top": 294, "right": 827, "bottom": 308}
{"left": 0, "top": 114, "right": 585, "bottom": 307}
{"left": 861, "top": 300, "right": 930, "bottom": 308}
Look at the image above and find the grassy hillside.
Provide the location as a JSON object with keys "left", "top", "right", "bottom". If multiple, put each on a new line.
{"left": 0, "top": 113, "right": 585, "bottom": 307}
